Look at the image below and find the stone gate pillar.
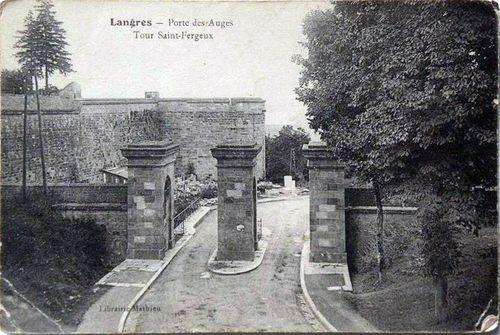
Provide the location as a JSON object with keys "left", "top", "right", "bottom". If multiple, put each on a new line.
{"left": 303, "top": 141, "right": 347, "bottom": 263}
{"left": 211, "top": 143, "right": 261, "bottom": 261}
{"left": 121, "top": 140, "right": 179, "bottom": 259}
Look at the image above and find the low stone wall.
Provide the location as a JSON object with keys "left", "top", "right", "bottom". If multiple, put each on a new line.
{"left": 1, "top": 184, "right": 127, "bottom": 203}
{"left": 345, "top": 206, "right": 419, "bottom": 274}
{"left": 345, "top": 187, "right": 377, "bottom": 207}
{"left": 54, "top": 203, "right": 127, "bottom": 267}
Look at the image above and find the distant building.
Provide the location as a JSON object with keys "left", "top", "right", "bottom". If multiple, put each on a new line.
{"left": 101, "top": 166, "right": 128, "bottom": 184}
{"left": 145, "top": 91, "right": 159, "bottom": 99}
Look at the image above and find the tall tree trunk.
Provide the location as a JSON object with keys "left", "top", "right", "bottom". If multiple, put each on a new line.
{"left": 34, "top": 76, "right": 47, "bottom": 194}
{"left": 373, "top": 182, "right": 385, "bottom": 283}
{"left": 44, "top": 66, "right": 49, "bottom": 93}
{"left": 22, "top": 76, "right": 29, "bottom": 202}
{"left": 433, "top": 276, "right": 448, "bottom": 323}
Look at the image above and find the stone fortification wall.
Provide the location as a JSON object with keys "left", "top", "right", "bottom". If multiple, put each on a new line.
{"left": 76, "top": 100, "right": 162, "bottom": 183}
{"left": 1, "top": 94, "right": 265, "bottom": 184}
{"left": 159, "top": 98, "right": 266, "bottom": 180}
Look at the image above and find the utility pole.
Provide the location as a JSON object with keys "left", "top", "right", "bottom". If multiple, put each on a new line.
{"left": 22, "top": 74, "right": 28, "bottom": 201}
{"left": 34, "top": 75, "right": 47, "bottom": 194}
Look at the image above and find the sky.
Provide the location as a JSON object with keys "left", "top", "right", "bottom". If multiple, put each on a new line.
{"left": 0, "top": 0, "right": 332, "bottom": 128}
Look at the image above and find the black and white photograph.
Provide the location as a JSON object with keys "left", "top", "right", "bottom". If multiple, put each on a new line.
{"left": 0, "top": 0, "right": 498, "bottom": 333}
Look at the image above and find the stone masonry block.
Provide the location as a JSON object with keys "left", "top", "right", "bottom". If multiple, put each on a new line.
{"left": 226, "top": 189, "right": 243, "bottom": 198}
{"left": 144, "top": 182, "right": 156, "bottom": 190}
{"left": 316, "top": 211, "right": 340, "bottom": 220}
{"left": 144, "top": 209, "right": 156, "bottom": 217}
{"left": 234, "top": 182, "right": 246, "bottom": 190}
{"left": 134, "top": 236, "right": 146, "bottom": 244}
{"left": 318, "top": 204, "right": 336, "bottom": 212}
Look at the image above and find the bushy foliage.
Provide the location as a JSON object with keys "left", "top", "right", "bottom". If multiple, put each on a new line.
{"left": 419, "top": 197, "right": 461, "bottom": 279}
{"left": 1, "top": 69, "right": 33, "bottom": 94}
{"left": 174, "top": 177, "right": 217, "bottom": 215}
{"left": 1, "top": 195, "right": 108, "bottom": 317}
{"left": 265, "top": 125, "right": 310, "bottom": 184}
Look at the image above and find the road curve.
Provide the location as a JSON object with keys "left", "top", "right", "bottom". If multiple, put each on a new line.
{"left": 124, "top": 197, "right": 322, "bottom": 332}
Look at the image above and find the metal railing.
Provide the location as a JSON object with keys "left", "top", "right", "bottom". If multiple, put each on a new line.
{"left": 173, "top": 197, "right": 201, "bottom": 236}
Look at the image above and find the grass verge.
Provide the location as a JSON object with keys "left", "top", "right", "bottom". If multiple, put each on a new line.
{"left": 343, "top": 227, "right": 497, "bottom": 332}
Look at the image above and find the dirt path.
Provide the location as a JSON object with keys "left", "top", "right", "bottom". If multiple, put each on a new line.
{"left": 125, "top": 197, "right": 322, "bottom": 332}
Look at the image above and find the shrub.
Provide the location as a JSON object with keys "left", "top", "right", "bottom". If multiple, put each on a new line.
{"left": 200, "top": 181, "right": 217, "bottom": 199}
{"left": 1, "top": 194, "right": 109, "bottom": 318}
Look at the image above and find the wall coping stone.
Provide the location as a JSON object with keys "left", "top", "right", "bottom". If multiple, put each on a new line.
{"left": 2, "top": 109, "right": 79, "bottom": 115}
{"left": 346, "top": 206, "right": 418, "bottom": 214}
{"left": 121, "top": 140, "right": 179, "bottom": 164}
{"left": 303, "top": 141, "right": 345, "bottom": 168}
{"left": 211, "top": 143, "right": 262, "bottom": 164}
{"left": 52, "top": 203, "right": 127, "bottom": 211}
{"left": 230, "top": 97, "right": 266, "bottom": 103}
{"left": 1, "top": 183, "right": 127, "bottom": 188}
{"left": 78, "top": 97, "right": 265, "bottom": 105}
{"left": 79, "top": 98, "right": 157, "bottom": 105}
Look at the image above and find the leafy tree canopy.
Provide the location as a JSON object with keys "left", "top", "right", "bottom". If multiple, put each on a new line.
{"left": 1, "top": 69, "right": 33, "bottom": 94}
{"left": 266, "top": 125, "right": 311, "bottom": 184}
{"left": 15, "top": 10, "right": 42, "bottom": 77}
{"left": 34, "top": 0, "right": 72, "bottom": 78}
{"left": 15, "top": 0, "right": 72, "bottom": 90}
{"left": 295, "top": 0, "right": 497, "bottom": 280}
{"left": 296, "top": 0, "right": 497, "bottom": 193}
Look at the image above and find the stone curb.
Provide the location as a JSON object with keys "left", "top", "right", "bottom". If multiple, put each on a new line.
{"left": 257, "top": 194, "right": 308, "bottom": 203}
{"left": 117, "top": 206, "right": 213, "bottom": 333}
{"left": 299, "top": 240, "right": 338, "bottom": 332}
{"left": 207, "top": 240, "right": 268, "bottom": 275}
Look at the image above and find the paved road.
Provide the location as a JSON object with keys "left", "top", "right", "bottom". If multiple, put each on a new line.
{"left": 125, "top": 197, "right": 322, "bottom": 332}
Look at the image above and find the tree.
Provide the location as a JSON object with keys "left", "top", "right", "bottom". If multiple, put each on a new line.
{"left": 14, "top": 1, "right": 72, "bottom": 194}
{"left": 1, "top": 69, "right": 33, "bottom": 94}
{"left": 296, "top": 0, "right": 496, "bottom": 322}
{"left": 265, "top": 126, "right": 310, "bottom": 184}
{"left": 15, "top": 10, "right": 48, "bottom": 194}
{"left": 34, "top": 0, "right": 73, "bottom": 92}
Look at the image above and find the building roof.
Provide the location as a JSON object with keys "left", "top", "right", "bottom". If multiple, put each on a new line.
{"left": 101, "top": 166, "right": 128, "bottom": 179}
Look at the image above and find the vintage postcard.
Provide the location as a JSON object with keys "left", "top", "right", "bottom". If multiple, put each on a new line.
{"left": 0, "top": 0, "right": 497, "bottom": 333}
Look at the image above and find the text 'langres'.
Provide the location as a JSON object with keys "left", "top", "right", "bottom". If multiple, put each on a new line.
{"left": 110, "top": 18, "right": 233, "bottom": 28}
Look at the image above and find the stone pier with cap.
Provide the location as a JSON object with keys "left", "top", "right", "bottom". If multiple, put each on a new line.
{"left": 121, "top": 140, "right": 179, "bottom": 259}
{"left": 303, "top": 141, "right": 347, "bottom": 263}
{"left": 211, "top": 143, "right": 261, "bottom": 261}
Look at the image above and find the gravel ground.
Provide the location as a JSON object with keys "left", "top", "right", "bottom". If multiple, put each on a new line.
{"left": 125, "top": 197, "right": 323, "bottom": 332}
